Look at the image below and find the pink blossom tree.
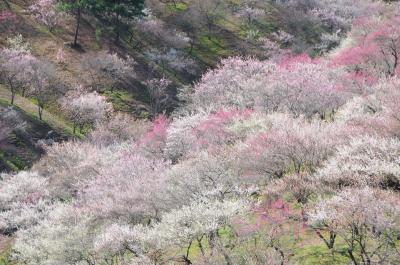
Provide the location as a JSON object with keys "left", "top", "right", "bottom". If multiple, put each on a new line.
{"left": 30, "top": 0, "right": 65, "bottom": 32}
{"left": 82, "top": 52, "right": 135, "bottom": 91}
{"left": 0, "top": 48, "right": 35, "bottom": 105}
{"left": 138, "top": 115, "right": 169, "bottom": 158}
{"left": 308, "top": 187, "right": 400, "bottom": 265}
{"left": 189, "top": 56, "right": 346, "bottom": 118}
{"left": 60, "top": 88, "right": 113, "bottom": 134}
{"left": 235, "top": 4, "right": 264, "bottom": 25}
{"left": 81, "top": 152, "right": 169, "bottom": 221}
{"left": 26, "top": 59, "right": 60, "bottom": 120}
{"left": 145, "top": 77, "right": 171, "bottom": 116}
{"left": 137, "top": 16, "right": 190, "bottom": 49}
{"left": 333, "top": 15, "right": 400, "bottom": 78}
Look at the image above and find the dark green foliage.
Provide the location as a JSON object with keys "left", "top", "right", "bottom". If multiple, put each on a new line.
{"left": 59, "top": 0, "right": 98, "bottom": 45}
{"left": 94, "top": 0, "right": 145, "bottom": 41}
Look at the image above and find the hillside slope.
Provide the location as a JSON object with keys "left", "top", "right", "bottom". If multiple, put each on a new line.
{"left": 0, "top": 0, "right": 342, "bottom": 170}
{"left": 1, "top": 0, "right": 400, "bottom": 264}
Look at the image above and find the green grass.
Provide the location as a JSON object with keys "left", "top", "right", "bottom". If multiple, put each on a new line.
{"left": 0, "top": 150, "right": 27, "bottom": 170}
{"left": 0, "top": 252, "right": 11, "bottom": 265}
{"left": 199, "top": 35, "right": 231, "bottom": 57}
{"left": 0, "top": 152, "right": 20, "bottom": 171}
{"left": 189, "top": 35, "right": 233, "bottom": 66}
{"left": 102, "top": 89, "right": 135, "bottom": 112}
{"left": 166, "top": 2, "right": 188, "bottom": 13}
{"left": 293, "top": 242, "right": 350, "bottom": 265}
{"left": 0, "top": 89, "right": 83, "bottom": 171}
{"left": 0, "top": 236, "right": 13, "bottom": 265}
{"left": 0, "top": 88, "right": 78, "bottom": 138}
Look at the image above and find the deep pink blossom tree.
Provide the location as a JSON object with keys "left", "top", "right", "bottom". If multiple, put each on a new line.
{"left": 139, "top": 115, "right": 169, "bottom": 157}
{"left": 333, "top": 15, "right": 400, "bottom": 78}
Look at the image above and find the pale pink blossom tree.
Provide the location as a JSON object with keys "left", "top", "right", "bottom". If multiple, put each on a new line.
{"left": 56, "top": 47, "right": 66, "bottom": 64}
{"left": 30, "top": 0, "right": 65, "bottom": 32}
{"left": 0, "top": 48, "right": 35, "bottom": 105}
{"left": 60, "top": 88, "right": 113, "bottom": 134}
{"left": 26, "top": 59, "right": 60, "bottom": 120}
{"left": 81, "top": 152, "right": 169, "bottom": 222}
{"left": 308, "top": 187, "right": 400, "bottom": 265}
{"left": 88, "top": 113, "right": 149, "bottom": 146}
{"left": 189, "top": 57, "right": 347, "bottom": 118}
{"left": 82, "top": 52, "right": 135, "bottom": 91}
{"left": 0, "top": 171, "right": 49, "bottom": 234}
{"left": 145, "top": 77, "right": 171, "bottom": 116}
{"left": 235, "top": 4, "right": 264, "bottom": 25}
{"left": 137, "top": 17, "right": 190, "bottom": 49}
{"left": 314, "top": 135, "right": 400, "bottom": 190}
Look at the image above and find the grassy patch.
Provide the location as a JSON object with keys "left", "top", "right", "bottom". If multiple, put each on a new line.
{"left": 293, "top": 239, "right": 350, "bottom": 265}
{"left": 199, "top": 35, "right": 231, "bottom": 57}
{"left": 0, "top": 251, "right": 12, "bottom": 265}
{"left": 166, "top": 2, "right": 188, "bottom": 13}
{"left": 190, "top": 35, "right": 233, "bottom": 66}
{"left": 102, "top": 89, "right": 134, "bottom": 112}
{"left": 0, "top": 95, "right": 75, "bottom": 138}
{"left": 1, "top": 150, "right": 27, "bottom": 170}
{"left": 0, "top": 152, "right": 20, "bottom": 171}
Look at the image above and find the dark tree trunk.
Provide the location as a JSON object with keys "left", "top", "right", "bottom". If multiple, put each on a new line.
{"left": 38, "top": 105, "right": 43, "bottom": 120}
{"left": 11, "top": 91, "right": 15, "bottom": 105}
{"left": 73, "top": 8, "right": 81, "bottom": 46}
{"left": 8, "top": 80, "right": 15, "bottom": 105}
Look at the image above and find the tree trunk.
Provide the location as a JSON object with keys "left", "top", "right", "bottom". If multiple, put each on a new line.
{"left": 11, "top": 91, "right": 15, "bottom": 105}
{"left": 197, "top": 236, "right": 205, "bottom": 257}
{"left": 9, "top": 81, "right": 15, "bottom": 105}
{"left": 114, "top": 15, "right": 121, "bottom": 43}
{"left": 314, "top": 229, "right": 336, "bottom": 249}
{"left": 183, "top": 240, "right": 193, "bottom": 264}
{"left": 38, "top": 105, "right": 43, "bottom": 120}
{"left": 348, "top": 248, "right": 359, "bottom": 265}
{"left": 73, "top": 8, "right": 81, "bottom": 46}
{"left": 273, "top": 246, "right": 285, "bottom": 265}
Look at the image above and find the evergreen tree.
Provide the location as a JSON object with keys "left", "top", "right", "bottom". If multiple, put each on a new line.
{"left": 96, "top": 0, "right": 145, "bottom": 42}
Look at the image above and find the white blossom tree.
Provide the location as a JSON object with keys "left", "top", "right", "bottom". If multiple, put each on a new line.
{"left": 82, "top": 52, "right": 135, "bottom": 91}
{"left": 30, "top": 0, "right": 65, "bottom": 32}
{"left": 61, "top": 88, "right": 113, "bottom": 134}
{"left": 308, "top": 187, "right": 400, "bottom": 264}
{"left": 315, "top": 135, "right": 400, "bottom": 190}
{"left": 0, "top": 171, "right": 49, "bottom": 235}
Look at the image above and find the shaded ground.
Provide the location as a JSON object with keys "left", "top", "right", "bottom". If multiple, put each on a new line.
{"left": 0, "top": 87, "right": 70, "bottom": 172}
